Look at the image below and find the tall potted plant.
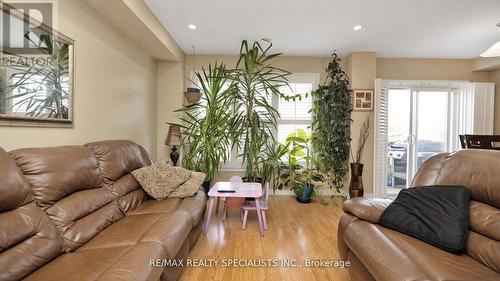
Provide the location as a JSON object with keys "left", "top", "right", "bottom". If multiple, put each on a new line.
{"left": 227, "top": 40, "right": 293, "bottom": 182}
{"left": 349, "top": 117, "right": 370, "bottom": 198}
{"left": 171, "top": 63, "right": 236, "bottom": 192}
{"left": 311, "top": 53, "right": 352, "bottom": 196}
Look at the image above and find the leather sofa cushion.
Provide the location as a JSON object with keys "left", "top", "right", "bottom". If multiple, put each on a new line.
{"left": 0, "top": 203, "right": 64, "bottom": 281}
{"left": 130, "top": 190, "right": 207, "bottom": 226}
{"left": 412, "top": 150, "right": 500, "bottom": 209}
{"left": 0, "top": 148, "right": 32, "bottom": 212}
{"left": 0, "top": 148, "right": 65, "bottom": 281}
{"left": 466, "top": 230, "right": 500, "bottom": 272}
{"left": 108, "top": 174, "right": 148, "bottom": 214}
{"left": 85, "top": 140, "right": 152, "bottom": 214}
{"left": 85, "top": 140, "right": 151, "bottom": 184}
{"left": 24, "top": 242, "right": 165, "bottom": 281}
{"left": 176, "top": 190, "right": 208, "bottom": 226}
{"left": 79, "top": 211, "right": 192, "bottom": 259}
{"left": 469, "top": 200, "right": 500, "bottom": 241}
{"left": 344, "top": 220, "right": 500, "bottom": 281}
{"left": 130, "top": 198, "right": 182, "bottom": 215}
{"left": 10, "top": 146, "right": 103, "bottom": 209}
{"left": 10, "top": 146, "right": 124, "bottom": 252}
{"left": 342, "top": 197, "right": 392, "bottom": 224}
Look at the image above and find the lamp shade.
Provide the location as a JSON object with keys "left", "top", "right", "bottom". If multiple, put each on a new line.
{"left": 480, "top": 41, "right": 500, "bottom": 57}
{"left": 165, "top": 125, "right": 182, "bottom": 146}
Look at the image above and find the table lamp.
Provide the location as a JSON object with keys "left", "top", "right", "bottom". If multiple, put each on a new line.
{"left": 165, "top": 125, "right": 182, "bottom": 166}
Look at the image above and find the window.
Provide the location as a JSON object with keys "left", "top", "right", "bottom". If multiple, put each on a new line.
{"left": 277, "top": 80, "right": 314, "bottom": 144}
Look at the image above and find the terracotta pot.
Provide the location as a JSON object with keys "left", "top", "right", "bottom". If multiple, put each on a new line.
{"left": 349, "top": 162, "right": 364, "bottom": 198}
{"left": 184, "top": 88, "right": 202, "bottom": 103}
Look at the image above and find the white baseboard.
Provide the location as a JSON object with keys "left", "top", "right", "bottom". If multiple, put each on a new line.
{"left": 341, "top": 189, "right": 374, "bottom": 199}
{"left": 270, "top": 188, "right": 373, "bottom": 198}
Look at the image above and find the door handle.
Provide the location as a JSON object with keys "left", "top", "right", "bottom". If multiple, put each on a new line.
{"left": 407, "top": 135, "right": 416, "bottom": 145}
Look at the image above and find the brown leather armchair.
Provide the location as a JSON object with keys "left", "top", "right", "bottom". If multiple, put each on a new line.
{"left": 339, "top": 149, "right": 500, "bottom": 280}
{"left": 0, "top": 140, "right": 206, "bottom": 281}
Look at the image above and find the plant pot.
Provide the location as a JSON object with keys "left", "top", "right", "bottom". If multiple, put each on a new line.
{"left": 349, "top": 162, "right": 364, "bottom": 198}
{"left": 184, "top": 87, "right": 202, "bottom": 103}
{"left": 242, "top": 177, "right": 262, "bottom": 183}
{"left": 202, "top": 180, "right": 211, "bottom": 194}
{"left": 296, "top": 184, "right": 314, "bottom": 204}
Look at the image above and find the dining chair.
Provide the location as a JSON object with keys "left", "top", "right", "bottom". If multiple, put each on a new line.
{"left": 222, "top": 176, "right": 245, "bottom": 221}
{"left": 462, "top": 134, "right": 500, "bottom": 150}
{"left": 241, "top": 183, "right": 269, "bottom": 230}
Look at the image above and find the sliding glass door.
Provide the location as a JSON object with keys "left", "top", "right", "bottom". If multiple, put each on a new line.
{"left": 375, "top": 79, "right": 494, "bottom": 198}
{"left": 386, "top": 88, "right": 451, "bottom": 196}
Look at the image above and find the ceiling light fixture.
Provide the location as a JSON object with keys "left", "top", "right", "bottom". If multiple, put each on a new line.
{"left": 480, "top": 23, "right": 500, "bottom": 57}
{"left": 353, "top": 25, "right": 363, "bottom": 31}
{"left": 188, "top": 24, "right": 197, "bottom": 30}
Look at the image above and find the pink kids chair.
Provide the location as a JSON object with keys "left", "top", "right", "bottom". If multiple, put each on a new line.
{"left": 222, "top": 176, "right": 245, "bottom": 221}
{"left": 241, "top": 183, "right": 269, "bottom": 230}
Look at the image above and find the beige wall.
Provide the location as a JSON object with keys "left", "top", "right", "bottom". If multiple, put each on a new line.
{"left": 185, "top": 55, "right": 332, "bottom": 82}
{"left": 345, "top": 53, "right": 377, "bottom": 194}
{"left": 0, "top": 0, "right": 158, "bottom": 157}
{"left": 377, "top": 58, "right": 490, "bottom": 82}
{"left": 157, "top": 60, "right": 185, "bottom": 161}
{"left": 491, "top": 70, "right": 500, "bottom": 134}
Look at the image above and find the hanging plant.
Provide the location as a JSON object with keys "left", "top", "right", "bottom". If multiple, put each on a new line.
{"left": 311, "top": 53, "right": 352, "bottom": 196}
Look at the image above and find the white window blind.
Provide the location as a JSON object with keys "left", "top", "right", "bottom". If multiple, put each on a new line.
{"left": 373, "top": 79, "right": 389, "bottom": 198}
{"left": 278, "top": 83, "right": 313, "bottom": 120}
{"left": 472, "top": 83, "right": 495, "bottom": 135}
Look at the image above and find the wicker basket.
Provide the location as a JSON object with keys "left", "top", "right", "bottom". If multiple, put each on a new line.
{"left": 184, "top": 88, "right": 202, "bottom": 103}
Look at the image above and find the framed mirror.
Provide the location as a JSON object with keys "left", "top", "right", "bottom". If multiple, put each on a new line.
{"left": 0, "top": 2, "right": 74, "bottom": 127}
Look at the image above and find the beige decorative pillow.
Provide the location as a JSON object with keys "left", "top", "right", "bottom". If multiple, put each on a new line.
{"left": 131, "top": 161, "right": 205, "bottom": 200}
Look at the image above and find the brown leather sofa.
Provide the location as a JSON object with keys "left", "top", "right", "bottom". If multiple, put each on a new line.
{"left": 339, "top": 149, "right": 500, "bottom": 281}
{"left": 0, "top": 140, "right": 207, "bottom": 281}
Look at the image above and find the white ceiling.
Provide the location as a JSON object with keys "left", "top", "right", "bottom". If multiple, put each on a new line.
{"left": 145, "top": 0, "right": 500, "bottom": 58}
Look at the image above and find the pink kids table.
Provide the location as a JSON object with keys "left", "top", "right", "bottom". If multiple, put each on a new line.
{"left": 202, "top": 182, "right": 265, "bottom": 236}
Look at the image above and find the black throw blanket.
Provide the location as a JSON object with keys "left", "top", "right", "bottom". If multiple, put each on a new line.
{"left": 379, "top": 186, "right": 470, "bottom": 254}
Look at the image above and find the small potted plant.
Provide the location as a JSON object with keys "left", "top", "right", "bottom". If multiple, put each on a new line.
{"left": 273, "top": 129, "right": 327, "bottom": 203}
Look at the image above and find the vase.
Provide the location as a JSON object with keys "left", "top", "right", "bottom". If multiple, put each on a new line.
{"left": 349, "top": 162, "right": 364, "bottom": 198}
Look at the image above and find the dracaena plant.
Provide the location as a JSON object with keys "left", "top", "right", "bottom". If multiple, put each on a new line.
{"left": 4, "top": 33, "right": 69, "bottom": 118}
{"left": 227, "top": 40, "right": 296, "bottom": 182}
{"left": 170, "top": 63, "right": 236, "bottom": 182}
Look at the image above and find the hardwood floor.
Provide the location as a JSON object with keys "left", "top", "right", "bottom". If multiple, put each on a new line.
{"left": 179, "top": 196, "right": 350, "bottom": 281}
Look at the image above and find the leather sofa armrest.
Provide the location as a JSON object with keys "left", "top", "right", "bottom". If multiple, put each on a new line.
{"left": 342, "top": 198, "right": 392, "bottom": 224}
